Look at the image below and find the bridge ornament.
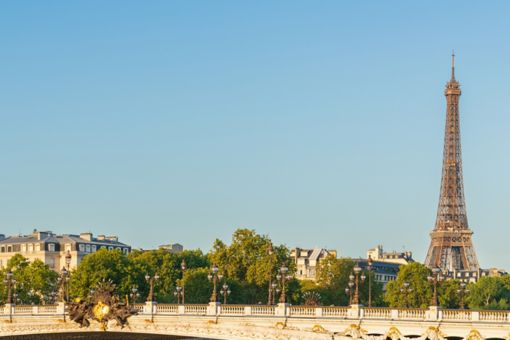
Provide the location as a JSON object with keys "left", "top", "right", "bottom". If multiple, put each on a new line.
{"left": 68, "top": 280, "right": 137, "bottom": 330}
{"left": 466, "top": 329, "right": 484, "bottom": 340}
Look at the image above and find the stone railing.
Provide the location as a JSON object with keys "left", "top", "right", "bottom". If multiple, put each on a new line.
{"left": 1, "top": 302, "right": 510, "bottom": 324}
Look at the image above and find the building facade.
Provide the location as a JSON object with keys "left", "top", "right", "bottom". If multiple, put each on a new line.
{"left": 0, "top": 229, "right": 131, "bottom": 271}
{"left": 367, "top": 245, "right": 413, "bottom": 265}
{"left": 290, "top": 247, "right": 337, "bottom": 281}
{"left": 158, "top": 243, "right": 184, "bottom": 253}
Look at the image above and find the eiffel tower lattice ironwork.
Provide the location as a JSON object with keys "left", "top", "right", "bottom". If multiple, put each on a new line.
{"left": 424, "top": 53, "right": 480, "bottom": 272}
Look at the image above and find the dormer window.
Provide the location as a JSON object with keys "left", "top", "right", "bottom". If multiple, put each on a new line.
{"left": 48, "top": 243, "right": 55, "bottom": 252}
{"left": 79, "top": 244, "right": 85, "bottom": 252}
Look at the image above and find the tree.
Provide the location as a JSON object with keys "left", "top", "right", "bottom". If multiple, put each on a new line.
{"left": 316, "top": 256, "right": 355, "bottom": 306}
{"left": 0, "top": 255, "right": 58, "bottom": 305}
{"left": 69, "top": 248, "right": 131, "bottom": 299}
{"left": 384, "top": 262, "right": 432, "bottom": 308}
{"left": 467, "top": 276, "right": 510, "bottom": 310}
{"left": 438, "top": 279, "right": 461, "bottom": 309}
{"left": 181, "top": 268, "right": 212, "bottom": 304}
{"left": 208, "top": 228, "right": 294, "bottom": 304}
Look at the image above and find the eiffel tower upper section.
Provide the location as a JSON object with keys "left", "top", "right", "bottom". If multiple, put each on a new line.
{"left": 424, "top": 54, "right": 480, "bottom": 272}
{"left": 435, "top": 53, "right": 469, "bottom": 231}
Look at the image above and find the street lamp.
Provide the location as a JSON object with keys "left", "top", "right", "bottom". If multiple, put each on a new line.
{"left": 400, "top": 282, "right": 413, "bottom": 308}
{"left": 207, "top": 264, "right": 223, "bottom": 303}
{"left": 457, "top": 282, "right": 469, "bottom": 309}
{"left": 174, "top": 286, "right": 184, "bottom": 304}
{"left": 130, "top": 286, "right": 140, "bottom": 305}
{"left": 267, "top": 243, "right": 274, "bottom": 305}
{"left": 220, "top": 283, "right": 231, "bottom": 305}
{"left": 428, "top": 268, "right": 443, "bottom": 307}
{"left": 180, "top": 259, "right": 187, "bottom": 304}
{"left": 4, "top": 271, "right": 16, "bottom": 323}
{"left": 367, "top": 255, "right": 374, "bottom": 307}
{"left": 276, "top": 265, "right": 292, "bottom": 304}
{"left": 271, "top": 282, "right": 279, "bottom": 305}
{"left": 345, "top": 284, "right": 353, "bottom": 305}
{"left": 351, "top": 263, "right": 365, "bottom": 305}
{"left": 65, "top": 250, "right": 72, "bottom": 270}
{"left": 58, "top": 267, "right": 70, "bottom": 303}
{"left": 145, "top": 273, "right": 160, "bottom": 302}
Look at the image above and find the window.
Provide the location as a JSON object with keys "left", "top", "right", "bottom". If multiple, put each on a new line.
{"left": 79, "top": 244, "right": 85, "bottom": 252}
{"left": 0, "top": 246, "right": 4, "bottom": 253}
{"left": 35, "top": 244, "right": 40, "bottom": 251}
{"left": 28, "top": 244, "right": 33, "bottom": 252}
{"left": 108, "top": 246, "right": 113, "bottom": 251}
{"left": 91, "top": 245, "right": 97, "bottom": 252}
{"left": 48, "top": 243, "right": 55, "bottom": 252}
{"left": 123, "top": 248, "right": 128, "bottom": 255}
{"left": 85, "top": 244, "right": 91, "bottom": 253}
{"left": 21, "top": 244, "right": 26, "bottom": 252}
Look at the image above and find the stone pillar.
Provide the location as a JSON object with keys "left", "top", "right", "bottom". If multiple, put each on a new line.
{"left": 56, "top": 302, "right": 66, "bottom": 315}
{"left": 177, "top": 305, "right": 185, "bottom": 315}
{"left": 471, "top": 310, "right": 480, "bottom": 322}
{"left": 4, "top": 303, "right": 13, "bottom": 316}
{"left": 207, "top": 301, "right": 220, "bottom": 316}
{"left": 144, "top": 301, "right": 157, "bottom": 315}
{"left": 32, "top": 305, "right": 39, "bottom": 314}
{"left": 390, "top": 309, "right": 399, "bottom": 320}
{"left": 244, "top": 306, "right": 252, "bottom": 316}
{"left": 275, "top": 303, "right": 288, "bottom": 317}
{"left": 426, "top": 306, "right": 441, "bottom": 321}
{"left": 347, "top": 304, "right": 362, "bottom": 319}
{"left": 315, "top": 307, "right": 323, "bottom": 317}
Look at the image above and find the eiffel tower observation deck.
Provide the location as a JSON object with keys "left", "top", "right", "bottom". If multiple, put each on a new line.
{"left": 424, "top": 53, "right": 480, "bottom": 277}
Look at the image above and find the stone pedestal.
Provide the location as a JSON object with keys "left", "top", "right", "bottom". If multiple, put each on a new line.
{"left": 144, "top": 301, "right": 157, "bottom": 315}
{"left": 3, "top": 303, "right": 13, "bottom": 316}
{"left": 56, "top": 302, "right": 66, "bottom": 315}
{"left": 177, "top": 305, "right": 185, "bottom": 314}
{"left": 207, "top": 302, "right": 220, "bottom": 316}
{"left": 275, "top": 303, "right": 288, "bottom": 317}
{"left": 348, "top": 304, "right": 363, "bottom": 319}
{"left": 426, "top": 306, "right": 441, "bottom": 321}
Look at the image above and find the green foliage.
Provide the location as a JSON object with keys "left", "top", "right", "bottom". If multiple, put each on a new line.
{"left": 208, "top": 228, "right": 293, "bottom": 304}
{"left": 438, "top": 279, "right": 461, "bottom": 308}
{"left": 316, "top": 256, "right": 354, "bottom": 306}
{"left": 384, "top": 262, "right": 432, "bottom": 308}
{"left": 467, "top": 276, "right": 510, "bottom": 310}
{"left": 181, "top": 268, "right": 211, "bottom": 303}
{"left": 0, "top": 254, "right": 58, "bottom": 305}
{"left": 69, "top": 248, "right": 131, "bottom": 299}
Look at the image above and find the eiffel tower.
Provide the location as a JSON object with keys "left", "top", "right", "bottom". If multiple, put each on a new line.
{"left": 424, "top": 53, "right": 480, "bottom": 274}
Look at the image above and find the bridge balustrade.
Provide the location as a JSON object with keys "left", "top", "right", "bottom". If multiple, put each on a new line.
{"left": 363, "top": 307, "right": 392, "bottom": 319}
{"left": 442, "top": 309, "right": 472, "bottom": 321}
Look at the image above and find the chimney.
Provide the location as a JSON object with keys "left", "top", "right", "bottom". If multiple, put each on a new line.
{"left": 80, "top": 232, "right": 93, "bottom": 242}
{"left": 97, "top": 235, "right": 106, "bottom": 241}
{"left": 106, "top": 235, "right": 118, "bottom": 242}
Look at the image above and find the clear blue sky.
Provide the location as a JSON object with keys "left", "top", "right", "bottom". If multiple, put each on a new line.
{"left": 1, "top": 2, "right": 509, "bottom": 269}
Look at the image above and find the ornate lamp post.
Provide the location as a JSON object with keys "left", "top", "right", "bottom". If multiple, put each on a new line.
{"left": 145, "top": 273, "right": 160, "bottom": 302}
{"left": 276, "top": 265, "right": 292, "bottom": 304}
{"left": 130, "top": 286, "right": 140, "bottom": 305}
{"left": 457, "top": 282, "right": 469, "bottom": 309}
{"left": 207, "top": 264, "right": 223, "bottom": 303}
{"left": 4, "top": 271, "right": 16, "bottom": 323}
{"left": 180, "top": 259, "right": 187, "bottom": 304}
{"left": 58, "top": 267, "right": 70, "bottom": 303}
{"left": 174, "top": 286, "right": 184, "bottom": 304}
{"left": 351, "top": 263, "right": 365, "bottom": 305}
{"left": 271, "top": 282, "right": 279, "bottom": 305}
{"left": 367, "top": 255, "right": 374, "bottom": 307}
{"left": 345, "top": 284, "right": 353, "bottom": 305}
{"left": 428, "top": 268, "right": 443, "bottom": 307}
{"left": 220, "top": 283, "right": 231, "bottom": 305}
{"left": 400, "top": 282, "right": 413, "bottom": 308}
{"left": 267, "top": 243, "right": 274, "bottom": 305}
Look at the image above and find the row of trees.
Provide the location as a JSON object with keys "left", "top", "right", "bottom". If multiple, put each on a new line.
{"left": 1, "top": 228, "right": 510, "bottom": 310}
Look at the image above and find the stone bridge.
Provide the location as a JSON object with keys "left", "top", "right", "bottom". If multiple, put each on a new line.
{"left": 1, "top": 302, "right": 510, "bottom": 339}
